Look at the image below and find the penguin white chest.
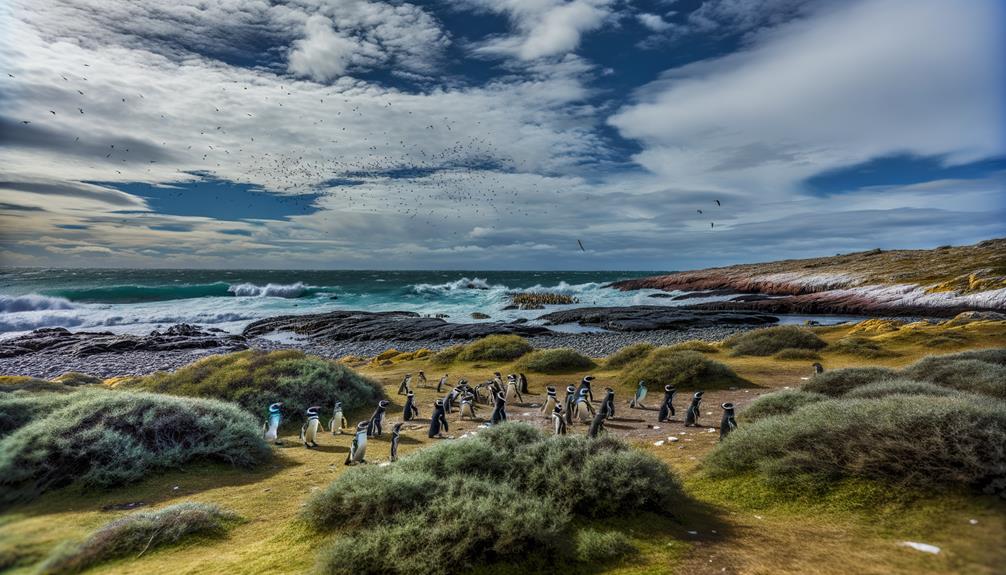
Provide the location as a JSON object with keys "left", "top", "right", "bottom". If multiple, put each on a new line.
{"left": 305, "top": 419, "right": 319, "bottom": 442}
{"left": 265, "top": 415, "right": 281, "bottom": 441}
{"left": 354, "top": 432, "right": 368, "bottom": 459}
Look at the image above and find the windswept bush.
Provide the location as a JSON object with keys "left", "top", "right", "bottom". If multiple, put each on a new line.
{"left": 826, "top": 337, "right": 899, "bottom": 359}
{"left": 706, "top": 396, "right": 1006, "bottom": 495}
{"left": 38, "top": 502, "right": 235, "bottom": 574}
{"left": 0, "top": 376, "right": 73, "bottom": 395}
{"left": 517, "top": 348, "right": 596, "bottom": 373}
{"left": 621, "top": 349, "right": 744, "bottom": 390}
{"left": 901, "top": 356, "right": 1006, "bottom": 398}
{"left": 740, "top": 390, "right": 828, "bottom": 423}
{"left": 0, "top": 392, "right": 79, "bottom": 437}
{"left": 0, "top": 390, "right": 269, "bottom": 504}
{"left": 773, "top": 348, "right": 822, "bottom": 361}
{"left": 605, "top": 342, "right": 655, "bottom": 369}
{"left": 947, "top": 348, "right": 1006, "bottom": 366}
{"left": 119, "top": 350, "right": 382, "bottom": 419}
{"left": 52, "top": 372, "right": 104, "bottom": 386}
{"left": 304, "top": 423, "right": 679, "bottom": 575}
{"left": 434, "top": 334, "right": 533, "bottom": 364}
{"left": 573, "top": 528, "right": 634, "bottom": 563}
{"left": 800, "top": 367, "right": 897, "bottom": 397}
{"left": 667, "top": 340, "right": 719, "bottom": 354}
{"left": 723, "top": 326, "right": 827, "bottom": 357}
{"left": 843, "top": 379, "right": 960, "bottom": 400}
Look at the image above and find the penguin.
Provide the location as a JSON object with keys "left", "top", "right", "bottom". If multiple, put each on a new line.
{"left": 417, "top": 371, "right": 428, "bottom": 388}
{"left": 552, "top": 405, "right": 567, "bottom": 435}
{"left": 262, "top": 402, "right": 283, "bottom": 444}
{"left": 574, "top": 387, "right": 595, "bottom": 423}
{"left": 445, "top": 383, "right": 464, "bottom": 414}
{"left": 812, "top": 362, "right": 824, "bottom": 375}
{"left": 345, "top": 421, "right": 369, "bottom": 465}
{"left": 402, "top": 391, "right": 419, "bottom": 421}
{"left": 600, "top": 387, "right": 615, "bottom": 419}
{"left": 428, "top": 399, "right": 449, "bottom": 438}
{"left": 587, "top": 406, "right": 606, "bottom": 438}
{"left": 367, "top": 399, "right": 390, "bottom": 437}
{"left": 684, "top": 391, "right": 704, "bottom": 427}
{"left": 490, "top": 391, "right": 507, "bottom": 425}
{"left": 719, "top": 402, "right": 737, "bottom": 441}
{"left": 658, "top": 385, "right": 677, "bottom": 423}
{"left": 397, "top": 374, "right": 412, "bottom": 395}
{"left": 504, "top": 374, "right": 523, "bottom": 405}
{"left": 437, "top": 373, "right": 448, "bottom": 393}
{"left": 518, "top": 373, "right": 529, "bottom": 394}
{"left": 458, "top": 392, "right": 477, "bottom": 420}
{"left": 390, "top": 422, "right": 404, "bottom": 462}
{"left": 630, "top": 380, "right": 648, "bottom": 409}
{"left": 300, "top": 406, "right": 321, "bottom": 448}
{"left": 540, "top": 386, "right": 558, "bottom": 416}
{"left": 329, "top": 400, "right": 347, "bottom": 435}
{"left": 563, "top": 385, "right": 577, "bottom": 425}
{"left": 576, "top": 376, "right": 595, "bottom": 403}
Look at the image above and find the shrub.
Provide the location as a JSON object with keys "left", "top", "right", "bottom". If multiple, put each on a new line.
{"left": 0, "top": 392, "right": 80, "bottom": 437}
{"left": 605, "top": 342, "right": 655, "bottom": 369}
{"left": 901, "top": 357, "right": 1006, "bottom": 398}
{"left": 843, "top": 379, "right": 960, "bottom": 400}
{"left": 38, "top": 502, "right": 235, "bottom": 574}
{"left": 740, "top": 390, "right": 829, "bottom": 423}
{"left": 773, "top": 348, "right": 822, "bottom": 361}
{"left": 375, "top": 349, "right": 401, "bottom": 361}
{"left": 621, "top": 349, "right": 744, "bottom": 390}
{"left": 304, "top": 423, "right": 679, "bottom": 575}
{"left": 0, "top": 390, "right": 269, "bottom": 504}
{"left": 431, "top": 335, "right": 532, "bottom": 364}
{"left": 573, "top": 528, "right": 634, "bottom": 564}
{"left": 430, "top": 344, "right": 464, "bottom": 364}
{"left": 667, "top": 340, "right": 719, "bottom": 354}
{"left": 947, "top": 348, "right": 1006, "bottom": 366}
{"left": 52, "top": 372, "right": 104, "bottom": 386}
{"left": 827, "top": 337, "right": 898, "bottom": 359}
{"left": 801, "top": 367, "right": 897, "bottom": 397}
{"left": 706, "top": 396, "right": 1006, "bottom": 495}
{"left": 120, "top": 350, "right": 382, "bottom": 420}
{"left": 518, "top": 348, "right": 596, "bottom": 373}
{"left": 723, "top": 326, "right": 827, "bottom": 356}
{"left": 0, "top": 376, "right": 73, "bottom": 394}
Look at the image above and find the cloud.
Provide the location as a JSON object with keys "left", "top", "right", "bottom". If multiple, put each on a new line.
{"left": 462, "top": 0, "right": 614, "bottom": 60}
{"left": 637, "top": 13, "right": 671, "bottom": 32}
{"left": 287, "top": 16, "right": 362, "bottom": 81}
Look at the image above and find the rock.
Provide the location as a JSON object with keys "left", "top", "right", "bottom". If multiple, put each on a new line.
{"left": 535, "top": 306, "right": 778, "bottom": 332}
{"left": 944, "top": 310, "right": 1006, "bottom": 325}
{"left": 0, "top": 324, "right": 247, "bottom": 359}
{"left": 243, "top": 310, "right": 552, "bottom": 342}
{"left": 471, "top": 312, "right": 491, "bottom": 320}
{"left": 647, "top": 293, "right": 674, "bottom": 298}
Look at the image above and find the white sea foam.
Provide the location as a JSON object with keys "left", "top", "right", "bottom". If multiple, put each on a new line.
{"left": 0, "top": 294, "right": 76, "bottom": 313}
{"left": 409, "top": 277, "right": 499, "bottom": 293}
{"left": 227, "top": 282, "right": 310, "bottom": 298}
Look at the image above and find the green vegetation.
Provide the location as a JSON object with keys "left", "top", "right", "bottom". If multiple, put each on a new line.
{"left": 0, "top": 376, "right": 74, "bottom": 394}
{"left": 901, "top": 356, "right": 1006, "bottom": 398}
{"left": 303, "top": 423, "right": 679, "bottom": 575}
{"left": 801, "top": 367, "right": 897, "bottom": 396}
{"left": 0, "top": 392, "right": 79, "bottom": 437}
{"left": 52, "top": 372, "right": 104, "bottom": 386}
{"left": 826, "top": 336, "right": 899, "bottom": 358}
{"left": 120, "top": 349, "right": 382, "bottom": 419}
{"left": 772, "top": 348, "right": 822, "bottom": 360}
{"left": 0, "top": 390, "right": 269, "bottom": 505}
{"left": 666, "top": 340, "right": 719, "bottom": 353}
{"left": 38, "top": 502, "right": 236, "bottom": 574}
{"left": 572, "top": 528, "right": 634, "bottom": 563}
{"left": 605, "top": 342, "right": 655, "bottom": 369}
{"left": 431, "top": 335, "right": 532, "bottom": 364}
{"left": 723, "top": 326, "right": 827, "bottom": 357}
{"left": 842, "top": 380, "right": 959, "bottom": 400}
{"left": 740, "top": 389, "right": 828, "bottom": 423}
{"left": 517, "top": 348, "right": 596, "bottom": 373}
{"left": 621, "top": 349, "right": 744, "bottom": 389}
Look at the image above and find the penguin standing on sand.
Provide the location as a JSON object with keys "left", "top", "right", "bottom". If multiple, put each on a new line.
{"left": 397, "top": 374, "right": 412, "bottom": 395}
{"left": 390, "top": 422, "right": 404, "bottom": 462}
{"left": 345, "top": 421, "right": 369, "bottom": 465}
{"left": 263, "top": 402, "right": 283, "bottom": 444}
{"left": 459, "top": 392, "right": 477, "bottom": 420}
{"left": 719, "top": 403, "right": 737, "bottom": 441}
{"left": 600, "top": 387, "right": 616, "bottom": 419}
{"left": 300, "top": 406, "right": 321, "bottom": 448}
{"left": 574, "top": 388, "right": 595, "bottom": 423}
{"left": 587, "top": 407, "right": 606, "bottom": 438}
{"left": 417, "top": 371, "right": 427, "bottom": 388}
{"left": 540, "top": 386, "right": 558, "bottom": 416}
{"left": 445, "top": 383, "right": 464, "bottom": 413}
{"left": 630, "top": 380, "right": 648, "bottom": 409}
{"left": 576, "top": 376, "right": 595, "bottom": 403}
{"left": 429, "top": 399, "right": 449, "bottom": 438}
{"left": 490, "top": 392, "right": 508, "bottom": 425}
{"left": 685, "top": 391, "right": 704, "bottom": 427}
{"left": 403, "top": 391, "right": 419, "bottom": 421}
{"left": 329, "top": 400, "right": 347, "bottom": 435}
{"left": 505, "top": 374, "right": 524, "bottom": 404}
{"left": 658, "top": 385, "right": 677, "bottom": 422}
{"left": 563, "top": 385, "right": 577, "bottom": 425}
{"left": 812, "top": 362, "right": 824, "bottom": 375}
{"left": 437, "top": 374, "right": 448, "bottom": 393}
{"left": 367, "top": 400, "right": 390, "bottom": 437}
{"left": 519, "top": 373, "right": 529, "bottom": 394}
{"left": 552, "top": 405, "right": 567, "bottom": 435}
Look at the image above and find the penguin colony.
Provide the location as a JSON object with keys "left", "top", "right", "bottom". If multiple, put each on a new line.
{"left": 265, "top": 362, "right": 764, "bottom": 464}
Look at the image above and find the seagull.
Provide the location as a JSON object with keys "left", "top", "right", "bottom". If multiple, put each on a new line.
{"left": 577, "top": 239, "right": 585, "bottom": 252}
{"left": 21, "top": 120, "right": 30, "bottom": 124}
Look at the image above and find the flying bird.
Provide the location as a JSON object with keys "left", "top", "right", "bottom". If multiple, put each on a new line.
{"left": 697, "top": 209, "right": 702, "bottom": 214}
{"left": 577, "top": 240, "right": 585, "bottom": 252}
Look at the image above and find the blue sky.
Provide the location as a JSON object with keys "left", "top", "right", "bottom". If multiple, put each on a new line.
{"left": 0, "top": 0, "right": 1003, "bottom": 270}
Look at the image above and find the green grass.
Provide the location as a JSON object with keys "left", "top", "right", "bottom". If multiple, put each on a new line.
{"left": 119, "top": 349, "right": 382, "bottom": 419}
{"left": 842, "top": 379, "right": 961, "bottom": 400}
{"left": 739, "top": 389, "right": 828, "bottom": 422}
{"left": 801, "top": 367, "right": 898, "bottom": 396}
{"left": 37, "top": 502, "right": 236, "bottom": 574}
{"left": 605, "top": 342, "right": 655, "bottom": 369}
{"left": 900, "top": 356, "right": 1006, "bottom": 398}
{"left": 666, "top": 340, "right": 719, "bottom": 353}
{"left": 0, "top": 376, "right": 75, "bottom": 395}
{"left": 303, "top": 423, "right": 681, "bottom": 575}
{"left": 431, "top": 335, "right": 533, "bottom": 364}
{"left": 0, "top": 392, "right": 80, "bottom": 437}
{"left": 620, "top": 349, "right": 744, "bottom": 389}
{"left": 51, "top": 372, "right": 104, "bottom": 386}
{"left": 724, "top": 326, "right": 827, "bottom": 357}
{"left": 826, "top": 336, "right": 899, "bottom": 358}
{"left": 516, "top": 348, "right": 596, "bottom": 373}
{"left": 772, "top": 348, "right": 822, "bottom": 360}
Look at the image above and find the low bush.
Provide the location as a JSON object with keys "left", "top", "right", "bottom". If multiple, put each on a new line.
{"left": 901, "top": 356, "right": 1006, "bottom": 398}
{"left": 120, "top": 350, "right": 382, "bottom": 420}
{"left": 517, "top": 348, "right": 596, "bottom": 373}
{"left": 304, "top": 423, "right": 679, "bottom": 575}
{"left": 826, "top": 337, "right": 898, "bottom": 359}
{"left": 0, "top": 392, "right": 80, "bottom": 437}
{"left": 0, "top": 390, "right": 269, "bottom": 504}
{"left": 430, "top": 344, "right": 464, "bottom": 364}
{"left": 948, "top": 348, "right": 1006, "bottom": 366}
{"left": 0, "top": 376, "right": 76, "bottom": 394}
{"left": 773, "top": 348, "right": 822, "bottom": 361}
{"left": 740, "top": 390, "right": 828, "bottom": 423}
{"left": 667, "top": 340, "right": 719, "bottom": 354}
{"left": 800, "top": 367, "right": 897, "bottom": 397}
{"left": 573, "top": 528, "right": 634, "bottom": 563}
{"left": 605, "top": 342, "right": 655, "bottom": 369}
{"left": 843, "top": 379, "right": 960, "bottom": 400}
{"left": 38, "top": 502, "right": 235, "bottom": 574}
{"left": 52, "top": 372, "right": 104, "bottom": 386}
{"left": 431, "top": 335, "right": 532, "bottom": 364}
{"left": 724, "top": 326, "right": 827, "bottom": 357}
{"left": 706, "top": 396, "right": 1006, "bottom": 495}
{"left": 621, "top": 349, "right": 744, "bottom": 390}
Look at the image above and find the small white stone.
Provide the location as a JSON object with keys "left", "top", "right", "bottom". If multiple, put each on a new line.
{"left": 969, "top": 519, "right": 978, "bottom": 525}
{"left": 653, "top": 426, "right": 660, "bottom": 430}
{"left": 900, "top": 541, "right": 940, "bottom": 554}
{"left": 754, "top": 515, "right": 763, "bottom": 520}
{"left": 668, "top": 436, "right": 679, "bottom": 442}
{"left": 687, "top": 530, "right": 698, "bottom": 535}
{"left": 653, "top": 440, "right": 665, "bottom": 446}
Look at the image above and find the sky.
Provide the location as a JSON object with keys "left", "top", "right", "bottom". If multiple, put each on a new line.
{"left": 0, "top": 0, "right": 1003, "bottom": 270}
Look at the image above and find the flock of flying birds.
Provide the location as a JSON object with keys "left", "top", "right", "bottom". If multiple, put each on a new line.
{"left": 8, "top": 67, "right": 726, "bottom": 250}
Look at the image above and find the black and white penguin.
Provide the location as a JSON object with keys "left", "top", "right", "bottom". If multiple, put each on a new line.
{"left": 630, "top": 380, "right": 648, "bottom": 409}
{"left": 576, "top": 375, "right": 595, "bottom": 403}
{"left": 490, "top": 391, "right": 508, "bottom": 425}
{"left": 397, "top": 374, "right": 412, "bottom": 395}
{"left": 574, "top": 387, "right": 595, "bottom": 423}
{"left": 300, "top": 406, "right": 321, "bottom": 448}
{"left": 367, "top": 399, "right": 390, "bottom": 437}
{"left": 601, "top": 387, "right": 615, "bottom": 419}
{"left": 428, "top": 399, "right": 449, "bottom": 438}
{"left": 587, "top": 406, "right": 606, "bottom": 438}
{"left": 445, "top": 383, "right": 464, "bottom": 414}
{"left": 417, "top": 371, "right": 427, "bottom": 388}
{"left": 458, "top": 392, "right": 477, "bottom": 420}
{"left": 518, "top": 373, "right": 529, "bottom": 394}
{"left": 552, "top": 405, "right": 567, "bottom": 435}
{"left": 684, "top": 391, "right": 704, "bottom": 427}
{"left": 505, "top": 374, "right": 524, "bottom": 404}
{"left": 540, "top": 386, "right": 558, "bottom": 416}
{"left": 658, "top": 385, "right": 677, "bottom": 423}
{"left": 262, "top": 402, "right": 283, "bottom": 444}
{"left": 437, "top": 373, "right": 448, "bottom": 393}
{"left": 719, "top": 402, "right": 737, "bottom": 441}
{"left": 563, "top": 385, "right": 577, "bottom": 425}
{"left": 329, "top": 400, "right": 347, "bottom": 435}
{"left": 403, "top": 391, "right": 419, "bottom": 422}
{"left": 812, "top": 362, "right": 824, "bottom": 375}
{"left": 390, "top": 422, "right": 404, "bottom": 462}
{"left": 345, "top": 421, "right": 369, "bottom": 465}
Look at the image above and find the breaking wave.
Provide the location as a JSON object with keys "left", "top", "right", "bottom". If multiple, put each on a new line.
{"left": 409, "top": 277, "right": 501, "bottom": 294}
{"left": 0, "top": 294, "right": 76, "bottom": 313}
{"left": 227, "top": 282, "right": 313, "bottom": 298}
